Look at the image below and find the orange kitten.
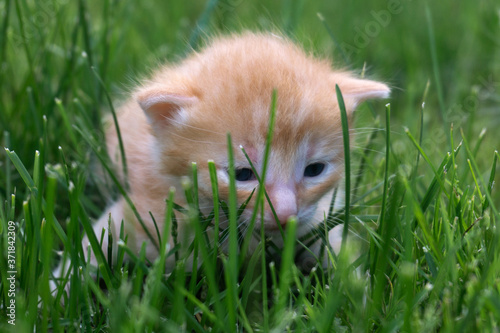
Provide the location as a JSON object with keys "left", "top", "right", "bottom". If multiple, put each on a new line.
{"left": 87, "top": 32, "right": 389, "bottom": 270}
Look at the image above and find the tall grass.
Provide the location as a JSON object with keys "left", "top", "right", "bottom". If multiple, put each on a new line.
{"left": 1, "top": 0, "right": 499, "bottom": 331}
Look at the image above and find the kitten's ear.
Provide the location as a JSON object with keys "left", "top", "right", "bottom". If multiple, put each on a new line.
{"left": 135, "top": 87, "right": 198, "bottom": 127}
{"left": 333, "top": 74, "right": 390, "bottom": 112}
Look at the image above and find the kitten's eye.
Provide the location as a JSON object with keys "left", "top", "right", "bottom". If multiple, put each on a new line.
{"left": 304, "top": 163, "right": 326, "bottom": 178}
{"left": 235, "top": 168, "right": 255, "bottom": 182}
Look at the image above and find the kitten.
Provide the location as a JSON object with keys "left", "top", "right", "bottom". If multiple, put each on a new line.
{"left": 85, "top": 32, "right": 390, "bottom": 272}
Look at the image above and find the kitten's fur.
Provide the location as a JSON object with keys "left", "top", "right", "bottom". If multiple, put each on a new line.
{"left": 85, "top": 32, "right": 389, "bottom": 271}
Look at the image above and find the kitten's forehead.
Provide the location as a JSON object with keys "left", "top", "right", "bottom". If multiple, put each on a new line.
{"left": 187, "top": 34, "right": 341, "bottom": 122}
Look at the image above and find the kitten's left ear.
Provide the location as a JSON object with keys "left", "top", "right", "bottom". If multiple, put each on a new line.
{"left": 135, "top": 86, "right": 198, "bottom": 131}
{"left": 332, "top": 74, "right": 390, "bottom": 112}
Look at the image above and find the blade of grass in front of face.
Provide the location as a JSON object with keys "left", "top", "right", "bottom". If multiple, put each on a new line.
{"left": 225, "top": 132, "right": 238, "bottom": 330}
{"left": 240, "top": 90, "right": 280, "bottom": 260}
{"left": 336, "top": 85, "right": 351, "bottom": 248}
{"left": 240, "top": 147, "right": 282, "bottom": 255}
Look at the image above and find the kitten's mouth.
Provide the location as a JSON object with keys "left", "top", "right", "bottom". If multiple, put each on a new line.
{"left": 265, "top": 223, "right": 285, "bottom": 232}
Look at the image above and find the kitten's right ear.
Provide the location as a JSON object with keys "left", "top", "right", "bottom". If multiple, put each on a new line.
{"left": 135, "top": 87, "right": 198, "bottom": 128}
{"left": 332, "top": 73, "right": 390, "bottom": 112}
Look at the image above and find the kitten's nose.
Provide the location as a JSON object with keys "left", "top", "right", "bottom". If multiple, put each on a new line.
{"left": 269, "top": 185, "right": 297, "bottom": 227}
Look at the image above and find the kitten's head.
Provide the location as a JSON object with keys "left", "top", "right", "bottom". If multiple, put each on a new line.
{"left": 135, "top": 33, "right": 389, "bottom": 238}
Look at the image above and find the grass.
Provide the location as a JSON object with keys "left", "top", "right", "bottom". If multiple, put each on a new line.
{"left": 1, "top": 0, "right": 500, "bottom": 331}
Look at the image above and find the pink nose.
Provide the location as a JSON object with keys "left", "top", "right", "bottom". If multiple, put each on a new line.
{"left": 269, "top": 185, "right": 297, "bottom": 227}
{"left": 276, "top": 207, "right": 297, "bottom": 226}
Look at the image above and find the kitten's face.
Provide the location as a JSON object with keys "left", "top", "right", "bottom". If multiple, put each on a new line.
{"left": 135, "top": 33, "right": 389, "bottom": 238}
{"left": 156, "top": 88, "right": 346, "bottom": 238}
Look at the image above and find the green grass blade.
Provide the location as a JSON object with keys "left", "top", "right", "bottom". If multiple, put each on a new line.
{"left": 90, "top": 67, "right": 128, "bottom": 188}
{"left": 4, "top": 131, "right": 12, "bottom": 198}
{"left": 225, "top": 132, "right": 238, "bottom": 329}
{"left": 274, "top": 217, "right": 297, "bottom": 319}
{"left": 240, "top": 90, "right": 280, "bottom": 258}
{"left": 405, "top": 127, "right": 448, "bottom": 196}
{"left": 4, "top": 148, "right": 37, "bottom": 196}
{"left": 482, "top": 150, "right": 497, "bottom": 214}
{"left": 371, "top": 103, "right": 391, "bottom": 277}
{"left": 54, "top": 98, "right": 81, "bottom": 155}
{"left": 336, "top": 85, "right": 351, "bottom": 248}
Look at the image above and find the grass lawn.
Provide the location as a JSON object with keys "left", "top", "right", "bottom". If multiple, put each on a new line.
{"left": 1, "top": 0, "right": 500, "bottom": 331}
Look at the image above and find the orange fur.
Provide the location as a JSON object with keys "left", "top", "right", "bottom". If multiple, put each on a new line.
{"left": 91, "top": 32, "right": 390, "bottom": 269}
